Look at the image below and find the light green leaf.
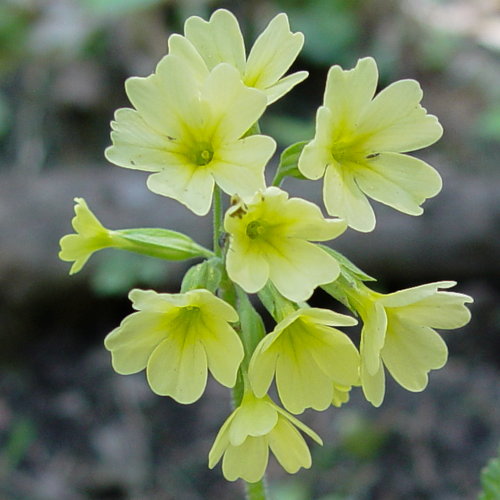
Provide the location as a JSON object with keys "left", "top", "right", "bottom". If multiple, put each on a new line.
{"left": 318, "top": 245, "right": 376, "bottom": 282}
{"left": 272, "top": 141, "right": 309, "bottom": 186}
{"left": 479, "top": 448, "right": 500, "bottom": 500}
{"left": 180, "top": 257, "right": 223, "bottom": 293}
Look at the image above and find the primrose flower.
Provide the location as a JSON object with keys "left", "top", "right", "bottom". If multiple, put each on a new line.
{"left": 224, "top": 187, "right": 347, "bottom": 302}
{"left": 169, "top": 9, "right": 308, "bottom": 104}
{"left": 349, "top": 281, "right": 473, "bottom": 406}
{"left": 106, "top": 55, "right": 275, "bottom": 215}
{"left": 298, "top": 57, "right": 443, "bottom": 232}
{"left": 209, "top": 389, "right": 322, "bottom": 482}
{"left": 104, "top": 288, "right": 243, "bottom": 404}
{"left": 249, "top": 308, "right": 359, "bottom": 414}
{"left": 59, "top": 198, "right": 113, "bottom": 274}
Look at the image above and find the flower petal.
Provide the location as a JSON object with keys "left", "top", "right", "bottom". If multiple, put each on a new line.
{"left": 208, "top": 411, "right": 235, "bottom": 468}
{"left": 167, "top": 34, "right": 209, "bottom": 81}
{"left": 248, "top": 342, "right": 279, "bottom": 398}
{"left": 382, "top": 319, "right": 448, "bottom": 392}
{"left": 380, "top": 281, "right": 457, "bottom": 308}
{"left": 265, "top": 71, "right": 308, "bottom": 104}
{"left": 245, "top": 13, "right": 304, "bottom": 90}
{"left": 268, "top": 416, "right": 312, "bottom": 473}
{"left": 354, "top": 153, "right": 442, "bottom": 215}
{"left": 222, "top": 436, "right": 269, "bottom": 483}
{"left": 267, "top": 240, "right": 340, "bottom": 302}
{"left": 360, "top": 360, "right": 385, "bottom": 407}
{"left": 146, "top": 335, "right": 207, "bottom": 403}
{"left": 358, "top": 79, "right": 443, "bottom": 152}
{"left": 323, "top": 163, "right": 376, "bottom": 232}
{"left": 184, "top": 9, "right": 246, "bottom": 73}
{"left": 360, "top": 300, "right": 387, "bottom": 375}
{"left": 211, "top": 135, "right": 275, "bottom": 197}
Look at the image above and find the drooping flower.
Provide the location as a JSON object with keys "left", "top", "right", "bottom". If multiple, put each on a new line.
{"left": 224, "top": 187, "right": 347, "bottom": 302}
{"left": 59, "top": 198, "right": 113, "bottom": 274}
{"left": 249, "top": 307, "right": 359, "bottom": 414}
{"left": 104, "top": 288, "right": 244, "bottom": 404}
{"left": 345, "top": 280, "right": 473, "bottom": 406}
{"left": 168, "top": 9, "right": 308, "bottom": 104}
{"left": 208, "top": 389, "right": 322, "bottom": 482}
{"left": 298, "top": 57, "right": 443, "bottom": 232}
{"left": 105, "top": 55, "right": 275, "bottom": 215}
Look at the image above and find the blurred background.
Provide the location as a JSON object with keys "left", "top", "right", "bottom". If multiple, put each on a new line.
{"left": 0, "top": 0, "right": 499, "bottom": 498}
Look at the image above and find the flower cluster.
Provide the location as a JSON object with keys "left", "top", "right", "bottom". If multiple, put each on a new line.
{"left": 59, "top": 8, "right": 473, "bottom": 488}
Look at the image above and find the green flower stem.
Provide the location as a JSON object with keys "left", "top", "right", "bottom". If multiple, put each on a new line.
{"left": 245, "top": 477, "right": 268, "bottom": 500}
{"left": 213, "top": 186, "right": 224, "bottom": 257}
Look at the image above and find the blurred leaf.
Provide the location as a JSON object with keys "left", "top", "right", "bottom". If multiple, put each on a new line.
{"left": 0, "top": 91, "right": 11, "bottom": 137}
{"left": 475, "top": 106, "right": 500, "bottom": 141}
{"left": 2, "top": 417, "right": 36, "bottom": 470}
{"left": 82, "top": 0, "right": 166, "bottom": 17}
{"left": 271, "top": 480, "right": 311, "bottom": 500}
{"left": 479, "top": 448, "right": 500, "bottom": 500}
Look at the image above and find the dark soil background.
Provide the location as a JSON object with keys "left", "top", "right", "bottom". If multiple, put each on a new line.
{"left": 1, "top": 0, "right": 499, "bottom": 499}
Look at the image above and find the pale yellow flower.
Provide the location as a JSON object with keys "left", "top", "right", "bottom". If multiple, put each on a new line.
{"left": 169, "top": 9, "right": 308, "bottom": 104}
{"left": 209, "top": 390, "right": 322, "bottom": 482}
{"left": 104, "top": 288, "right": 243, "bottom": 404}
{"left": 106, "top": 55, "right": 275, "bottom": 215}
{"left": 299, "top": 57, "right": 443, "bottom": 232}
{"left": 249, "top": 307, "right": 359, "bottom": 414}
{"left": 350, "top": 281, "right": 473, "bottom": 406}
{"left": 224, "top": 187, "right": 346, "bottom": 302}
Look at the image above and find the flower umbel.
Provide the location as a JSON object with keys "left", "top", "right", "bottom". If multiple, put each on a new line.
{"left": 224, "top": 187, "right": 347, "bottom": 302}
{"left": 170, "top": 9, "right": 308, "bottom": 104}
{"left": 104, "top": 288, "right": 244, "bottom": 404}
{"left": 249, "top": 307, "right": 359, "bottom": 414}
{"left": 208, "top": 389, "right": 322, "bottom": 482}
{"left": 299, "top": 57, "right": 443, "bottom": 232}
{"left": 106, "top": 56, "right": 275, "bottom": 215}
{"left": 344, "top": 280, "right": 473, "bottom": 406}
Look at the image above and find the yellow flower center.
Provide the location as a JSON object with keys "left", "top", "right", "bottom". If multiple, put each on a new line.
{"left": 191, "top": 143, "right": 214, "bottom": 166}
{"left": 246, "top": 220, "right": 266, "bottom": 239}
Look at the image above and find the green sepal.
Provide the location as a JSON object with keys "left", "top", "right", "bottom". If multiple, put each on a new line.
{"left": 180, "top": 257, "right": 223, "bottom": 293}
{"left": 318, "top": 245, "right": 376, "bottom": 283}
{"left": 235, "top": 287, "right": 266, "bottom": 368}
{"left": 272, "top": 141, "right": 308, "bottom": 186}
{"left": 479, "top": 448, "right": 500, "bottom": 500}
{"left": 258, "top": 282, "right": 298, "bottom": 321}
{"left": 112, "top": 228, "right": 213, "bottom": 261}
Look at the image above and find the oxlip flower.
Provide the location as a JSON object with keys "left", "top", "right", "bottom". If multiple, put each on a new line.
{"left": 59, "top": 198, "right": 112, "bottom": 274}
{"left": 104, "top": 288, "right": 244, "bottom": 404}
{"left": 249, "top": 307, "right": 359, "bottom": 414}
{"left": 298, "top": 57, "right": 443, "bottom": 232}
{"left": 208, "top": 389, "right": 322, "bottom": 482}
{"left": 224, "top": 187, "right": 347, "bottom": 302}
{"left": 169, "top": 9, "right": 308, "bottom": 104}
{"left": 106, "top": 55, "right": 275, "bottom": 215}
{"left": 350, "top": 281, "right": 473, "bottom": 406}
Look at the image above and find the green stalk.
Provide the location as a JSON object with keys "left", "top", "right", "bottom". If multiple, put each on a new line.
{"left": 212, "top": 187, "right": 269, "bottom": 500}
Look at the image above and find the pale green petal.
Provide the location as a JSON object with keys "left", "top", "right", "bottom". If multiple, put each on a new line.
{"left": 225, "top": 242, "right": 270, "bottom": 294}
{"left": 360, "top": 360, "right": 385, "bottom": 407}
{"left": 299, "top": 308, "right": 358, "bottom": 327}
{"left": 265, "top": 71, "right": 308, "bottom": 104}
{"left": 268, "top": 240, "right": 340, "bottom": 302}
{"left": 202, "top": 321, "right": 243, "bottom": 388}
{"left": 323, "top": 163, "right": 376, "bottom": 232}
{"left": 274, "top": 407, "right": 323, "bottom": 445}
{"left": 278, "top": 196, "right": 347, "bottom": 241}
{"left": 104, "top": 311, "right": 166, "bottom": 374}
{"left": 184, "top": 9, "right": 246, "bottom": 73}
{"left": 147, "top": 166, "right": 215, "bottom": 216}
{"left": 275, "top": 344, "right": 332, "bottom": 413}
{"left": 382, "top": 319, "right": 448, "bottom": 392}
{"left": 146, "top": 336, "right": 207, "bottom": 403}
{"left": 298, "top": 107, "right": 335, "bottom": 180}
{"left": 222, "top": 437, "right": 268, "bottom": 483}
{"left": 380, "top": 281, "right": 457, "bottom": 308}
{"left": 203, "top": 63, "right": 267, "bottom": 142}
{"left": 268, "top": 416, "right": 312, "bottom": 473}
{"left": 208, "top": 412, "right": 235, "bottom": 468}
{"left": 354, "top": 153, "right": 442, "bottom": 215}
{"left": 396, "top": 292, "right": 473, "bottom": 329}
{"left": 358, "top": 79, "right": 443, "bottom": 152}
{"left": 323, "top": 57, "right": 378, "bottom": 127}
{"left": 229, "top": 399, "right": 277, "bottom": 446}
{"left": 248, "top": 342, "right": 279, "bottom": 398}
{"left": 307, "top": 324, "right": 360, "bottom": 386}
{"left": 167, "top": 34, "right": 209, "bottom": 81}
{"left": 188, "top": 289, "right": 239, "bottom": 322}
{"left": 244, "top": 13, "right": 304, "bottom": 90}
{"left": 71, "top": 198, "right": 105, "bottom": 235}
{"left": 360, "top": 300, "right": 387, "bottom": 375}
{"left": 128, "top": 288, "right": 185, "bottom": 312}
{"left": 211, "top": 135, "right": 275, "bottom": 197}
